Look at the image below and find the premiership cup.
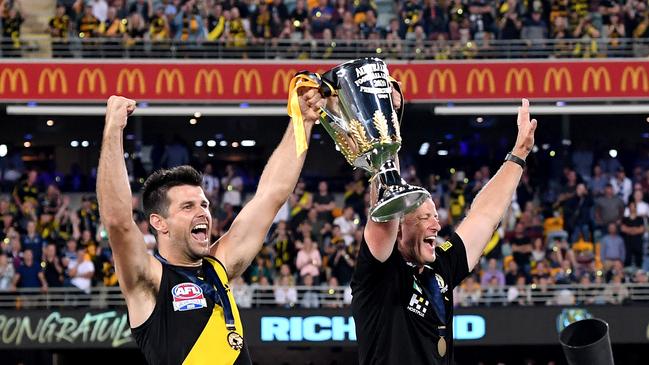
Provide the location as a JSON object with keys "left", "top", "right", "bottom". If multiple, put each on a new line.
{"left": 302, "top": 58, "right": 430, "bottom": 222}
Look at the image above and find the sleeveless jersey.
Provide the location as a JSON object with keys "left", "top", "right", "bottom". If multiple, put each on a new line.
{"left": 131, "top": 256, "right": 251, "bottom": 365}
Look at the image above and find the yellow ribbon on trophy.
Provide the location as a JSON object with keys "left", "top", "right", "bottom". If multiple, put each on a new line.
{"left": 287, "top": 73, "right": 322, "bottom": 157}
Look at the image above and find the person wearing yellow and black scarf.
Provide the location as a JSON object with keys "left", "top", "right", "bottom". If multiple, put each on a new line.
{"left": 49, "top": 3, "right": 71, "bottom": 57}
{"left": 400, "top": 0, "right": 423, "bottom": 37}
{"left": 76, "top": 4, "right": 101, "bottom": 57}
{"left": 174, "top": 0, "right": 206, "bottom": 56}
{"left": 226, "top": 6, "right": 250, "bottom": 51}
{"left": 251, "top": 1, "right": 276, "bottom": 40}
{"left": 99, "top": 6, "right": 127, "bottom": 57}
{"left": 1, "top": 5, "right": 22, "bottom": 57}
{"left": 150, "top": 5, "right": 171, "bottom": 56}
{"left": 207, "top": 3, "right": 226, "bottom": 41}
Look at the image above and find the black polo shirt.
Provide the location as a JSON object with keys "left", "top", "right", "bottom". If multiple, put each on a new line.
{"left": 351, "top": 232, "right": 470, "bottom": 365}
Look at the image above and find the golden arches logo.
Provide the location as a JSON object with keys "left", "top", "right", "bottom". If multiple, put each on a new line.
{"left": 427, "top": 69, "right": 457, "bottom": 94}
{"left": 77, "top": 68, "right": 107, "bottom": 94}
{"left": 233, "top": 69, "right": 262, "bottom": 95}
{"left": 38, "top": 68, "right": 68, "bottom": 94}
{"left": 582, "top": 67, "right": 611, "bottom": 92}
{"left": 543, "top": 67, "right": 572, "bottom": 93}
{"left": 466, "top": 69, "right": 495, "bottom": 94}
{"left": 195, "top": 69, "right": 224, "bottom": 95}
{"left": 155, "top": 68, "right": 185, "bottom": 95}
{"left": 0, "top": 68, "right": 28, "bottom": 94}
{"left": 117, "top": 69, "right": 146, "bottom": 94}
{"left": 391, "top": 69, "right": 418, "bottom": 94}
{"left": 505, "top": 68, "right": 534, "bottom": 94}
{"left": 621, "top": 66, "right": 649, "bottom": 92}
{"left": 271, "top": 69, "right": 298, "bottom": 95}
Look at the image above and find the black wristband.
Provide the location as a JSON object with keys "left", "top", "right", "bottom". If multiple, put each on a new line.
{"left": 505, "top": 152, "right": 526, "bottom": 169}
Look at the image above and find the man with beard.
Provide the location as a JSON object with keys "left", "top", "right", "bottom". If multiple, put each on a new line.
{"left": 97, "top": 89, "right": 324, "bottom": 364}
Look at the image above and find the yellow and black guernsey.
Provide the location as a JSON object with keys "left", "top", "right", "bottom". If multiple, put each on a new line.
{"left": 131, "top": 255, "right": 251, "bottom": 365}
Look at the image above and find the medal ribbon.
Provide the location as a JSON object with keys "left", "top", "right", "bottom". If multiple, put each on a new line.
{"left": 287, "top": 73, "right": 321, "bottom": 157}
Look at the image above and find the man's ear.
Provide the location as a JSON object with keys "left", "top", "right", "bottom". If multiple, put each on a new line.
{"left": 150, "top": 214, "right": 168, "bottom": 235}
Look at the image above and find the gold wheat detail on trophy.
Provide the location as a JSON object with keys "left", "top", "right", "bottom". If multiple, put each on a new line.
{"left": 349, "top": 118, "right": 372, "bottom": 154}
{"left": 373, "top": 110, "right": 391, "bottom": 144}
{"left": 333, "top": 129, "right": 355, "bottom": 164}
{"left": 391, "top": 112, "right": 402, "bottom": 143}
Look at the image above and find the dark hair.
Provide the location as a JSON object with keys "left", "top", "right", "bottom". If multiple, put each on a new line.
{"left": 142, "top": 165, "right": 203, "bottom": 218}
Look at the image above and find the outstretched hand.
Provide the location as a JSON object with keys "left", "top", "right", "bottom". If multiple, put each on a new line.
{"left": 512, "top": 98, "right": 537, "bottom": 159}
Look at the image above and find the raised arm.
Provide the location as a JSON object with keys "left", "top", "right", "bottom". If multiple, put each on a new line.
{"left": 97, "top": 96, "right": 160, "bottom": 327}
{"left": 456, "top": 98, "right": 537, "bottom": 271}
{"left": 364, "top": 179, "right": 399, "bottom": 262}
{"left": 213, "top": 89, "right": 324, "bottom": 279}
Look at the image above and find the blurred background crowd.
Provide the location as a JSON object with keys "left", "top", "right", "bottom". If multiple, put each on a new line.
{"left": 3, "top": 0, "right": 649, "bottom": 58}
{"left": 1, "top": 140, "right": 648, "bottom": 309}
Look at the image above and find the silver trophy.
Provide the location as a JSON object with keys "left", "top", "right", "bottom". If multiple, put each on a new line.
{"left": 301, "top": 58, "right": 430, "bottom": 222}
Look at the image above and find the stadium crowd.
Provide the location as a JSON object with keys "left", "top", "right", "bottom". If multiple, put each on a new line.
{"left": 0, "top": 142, "right": 648, "bottom": 308}
{"left": 2, "top": 0, "right": 649, "bottom": 57}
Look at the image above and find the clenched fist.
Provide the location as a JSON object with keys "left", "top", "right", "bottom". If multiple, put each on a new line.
{"left": 298, "top": 88, "right": 326, "bottom": 124}
{"left": 105, "top": 95, "right": 136, "bottom": 130}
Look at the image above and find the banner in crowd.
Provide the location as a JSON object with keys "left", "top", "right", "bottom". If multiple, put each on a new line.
{"left": 1, "top": 60, "right": 649, "bottom": 102}
{"left": 0, "top": 306, "right": 647, "bottom": 349}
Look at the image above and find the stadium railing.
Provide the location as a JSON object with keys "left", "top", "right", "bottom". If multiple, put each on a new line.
{"left": 0, "top": 283, "right": 647, "bottom": 309}
{"left": 5, "top": 36, "right": 649, "bottom": 59}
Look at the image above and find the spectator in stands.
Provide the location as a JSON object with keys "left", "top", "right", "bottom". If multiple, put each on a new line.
{"left": 594, "top": 184, "right": 625, "bottom": 235}
{"left": 554, "top": 259, "right": 577, "bottom": 284}
{"left": 7, "top": 232, "right": 22, "bottom": 269}
{"left": 271, "top": 220, "right": 296, "bottom": 271}
{"left": 0, "top": 0, "right": 23, "bottom": 57}
{"left": 67, "top": 247, "right": 94, "bottom": 294}
{"left": 590, "top": 165, "right": 608, "bottom": 197}
{"left": 49, "top": 3, "right": 71, "bottom": 58}
{"left": 521, "top": 10, "right": 548, "bottom": 49}
{"left": 626, "top": 188, "right": 649, "bottom": 218}
{"left": 510, "top": 222, "right": 533, "bottom": 273}
{"left": 457, "top": 274, "right": 481, "bottom": 306}
{"left": 310, "top": 0, "right": 334, "bottom": 38}
{"left": 13, "top": 249, "right": 48, "bottom": 292}
{"left": 611, "top": 167, "right": 633, "bottom": 203}
{"left": 321, "top": 276, "right": 342, "bottom": 308}
{"left": 253, "top": 276, "right": 275, "bottom": 308}
{"left": 42, "top": 243, "right": 64, "bottom": 288}
{"left": 0, "top": 252, "right": 15, "bottom": 291}
{"left": 295, "top": 235, "right": 322, "bottom": 282}
{"left": 481, "top": 257, "right": 505, "bottom": 286}
{"left": 150, "top": 4, "right": 171, "bottom": 54}
{"left": 621, "top": 201, "right": 645, "bottom": 268}
{"left": 531, "top": 237, "right": 546, "bottom": 264}
{"left": 129, "top": 0, "right": 153, "bottom": 23}
{"left": 604, "top": 273, "right": 629, "bottom": 304}
{"left": 507, "top": 275, "right": 531, "bottom": 305}
{"left": 313, "top": 180, "right": 335, "bottom": 223}
{"left": 482, "top": 276, "right": 505, "bottom": 306}
{"left": 22, "top": 220, "right": 43, "bottom": 263}
{"left": 249, "top": 255, "right": 274, "bottom": 284}
{"left": 78, "top": 195, "right": 99, "bottom": 236}
{"left": 333, "top": 206, "right": 357, "bottom": 246}
{"left": 565, "top": 183, "right": 593, "bottom": 242}
{"left": 12, "top": 169, "right": 39, "bottom": 207}
{"left": 274, "top": 274, "right": 297, "bottom": 307}
{"left": 231, "top": 276, "right": 253, "bottom": 308}
{"left": 221, "top": 164, "right": 243, "bottom": 211}
{"left": 299, "top": 274, "right": 320, "bottom": 308}
{"left": 330, "top": 241, "right": 356, "bottom": 285}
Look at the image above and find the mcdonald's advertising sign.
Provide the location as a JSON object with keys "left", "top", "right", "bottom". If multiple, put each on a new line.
{"left": 1, "top": 60, "right": 649, "bottom": 102}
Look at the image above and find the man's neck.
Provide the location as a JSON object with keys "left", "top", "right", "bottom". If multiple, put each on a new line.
{"left": 158, "top": 246, "right": 201, "bottom": 267}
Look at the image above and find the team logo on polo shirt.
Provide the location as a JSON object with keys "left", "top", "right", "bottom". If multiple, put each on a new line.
{"left": 407, "top": 294, "right": 429, "bottom": 318}
{"left": 435, "top": 273, "right": 448, "bottom": 294}
{"left": 171, "top": 283, "right": 207, "bottom": 311}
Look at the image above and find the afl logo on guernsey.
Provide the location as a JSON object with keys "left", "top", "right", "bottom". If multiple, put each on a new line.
{"left": 172, "top": 283, "right": 207, "bottom": 311}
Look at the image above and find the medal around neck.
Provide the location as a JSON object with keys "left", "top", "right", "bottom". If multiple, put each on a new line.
{"left": 315, "top": 58, "right": 430, "bottom": 222}
{"left": 437, "top": 336, "right": 447, "bottom": 357}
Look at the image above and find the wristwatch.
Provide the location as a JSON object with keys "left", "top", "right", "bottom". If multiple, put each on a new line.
{"left": 505, "top": 152, "right": 526, "bottom": 169}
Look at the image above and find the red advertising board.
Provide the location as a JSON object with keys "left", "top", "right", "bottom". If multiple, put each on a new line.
{"left": 0, "top": 60, "right": 647, "bottom": 102}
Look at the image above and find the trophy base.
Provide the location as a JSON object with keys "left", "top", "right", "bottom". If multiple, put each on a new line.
{"left": 370, "top": 185, "right": 431, "bottom": 223}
